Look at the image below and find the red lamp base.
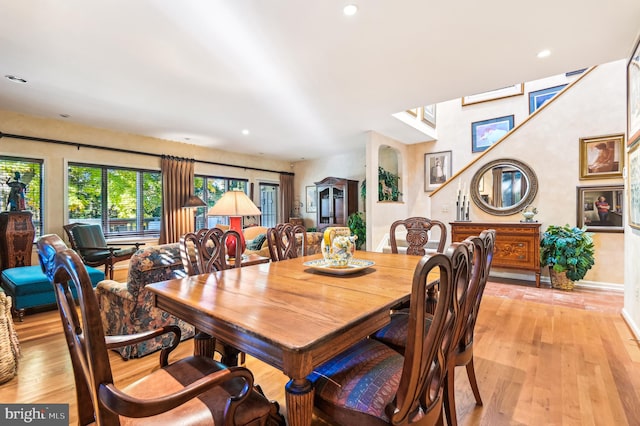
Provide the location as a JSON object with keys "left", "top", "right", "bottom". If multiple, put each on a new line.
{"left": 227, "top": 216, "right": 246, "bottom": 257}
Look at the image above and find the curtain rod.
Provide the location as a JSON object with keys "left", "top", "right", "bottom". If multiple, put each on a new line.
{"left": 0, "top": 131, "right": 294, "bottom": 176}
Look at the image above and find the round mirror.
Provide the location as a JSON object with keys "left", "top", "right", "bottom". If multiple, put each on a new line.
{"left": 470, "top": 159, "right": 538, "bottom": 215}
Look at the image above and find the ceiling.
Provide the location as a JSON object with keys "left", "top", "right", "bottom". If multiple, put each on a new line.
{"left": 1, "top": 1, "right": 639, "bottom": 161}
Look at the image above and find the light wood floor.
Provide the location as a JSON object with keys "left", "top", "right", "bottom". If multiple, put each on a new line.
{"left": 1, "top": 278, "right": 639, "bottom": 425}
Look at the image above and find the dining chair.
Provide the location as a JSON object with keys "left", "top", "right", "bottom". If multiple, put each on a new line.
{"left": 309, "top": 241, "right": 472, "bottom": 426}
{"left": 179, "top": 228, "right": 244, "bottom": 366}
{"left": 390, "top": 217, "right": 447, "bottom": 255}
{"left": 63, "top": 223, "right": 143, "bottom": 279}
{"left": 37, "top": 234, "right": 282, "bottom": 426}
{"left": 180, "top": 228, "right": 242, "bottom": 276}
{"left": 266, "top": 223, "right": 307, "bottom": 262}
{"left": 444, "top": 229, "right": 496, "bottom": 426}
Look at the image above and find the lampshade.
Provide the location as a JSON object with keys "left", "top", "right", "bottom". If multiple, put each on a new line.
{"left": 207, "top": 190, "right": 261, "bottom": 217}
{"left": 182, "top": 195, "right": 207, "bottom": 209}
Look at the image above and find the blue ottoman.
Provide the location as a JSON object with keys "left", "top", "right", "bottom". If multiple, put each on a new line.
{"left": 0, "top": 265, "right": 105, "bottom": 321}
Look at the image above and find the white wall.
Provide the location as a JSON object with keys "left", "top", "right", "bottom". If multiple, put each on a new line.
{"left": 426, "top": 61, "right": 626, "bottom": 286}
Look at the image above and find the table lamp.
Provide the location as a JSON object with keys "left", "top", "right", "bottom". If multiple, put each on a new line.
{"left": 182, "top": 194, "right": 206, "bottom": 231}
{"left": 207, "top": 190, "right": 261, "bottom": 254}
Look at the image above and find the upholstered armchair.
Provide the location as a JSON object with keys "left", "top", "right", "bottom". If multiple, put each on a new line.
{"left": 95, "top": 243, "right": 195, "bottom": 359}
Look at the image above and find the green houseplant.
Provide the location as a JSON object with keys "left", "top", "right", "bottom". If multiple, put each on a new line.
{"left": 347, "top": 212, "right": 366, "bottom": 250}
{"left": 540, "top": 224, "right": 595, "bottom": 290}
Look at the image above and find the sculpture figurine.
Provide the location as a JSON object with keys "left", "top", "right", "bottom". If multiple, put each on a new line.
{"left": 6, "top": 171, "right": 27, "bottom": 211}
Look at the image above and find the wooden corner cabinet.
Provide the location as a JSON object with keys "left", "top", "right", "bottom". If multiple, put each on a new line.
{"left": 315, "top": 177, "right": 358, "bottom": 232}
{"left": 450, "top": 221, "right": 541, "bottom": 287}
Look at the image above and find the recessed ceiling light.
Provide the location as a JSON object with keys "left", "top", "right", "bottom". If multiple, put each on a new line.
{"left": 59, "top": 114, "right": 70, "bottom": 118}
{"left": 537, "top": 49, "right": 551, "bottom": 58}
{"left": 4, "top": 75, "right": 27, "bottom": 84}
{"left": 242, "top": 129, "right": 250, "bottom": 135}
{"left": 343, "top": 4, "right": 358, "bottom": 16}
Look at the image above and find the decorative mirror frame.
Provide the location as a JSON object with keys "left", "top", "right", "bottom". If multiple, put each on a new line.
{"left": 470, "top": 158, "right": 538, "bottom": 215}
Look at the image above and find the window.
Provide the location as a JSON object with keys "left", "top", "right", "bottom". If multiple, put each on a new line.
{"left": 68, "top": 163, "right": 161, "bottom": 237}
{"left": 0, "top": 157, "right": 43, "bottom": 236}
{"left": 193, "top": 176, "right": 248, "bottom": 229}
{"left": 259, "top": 183, "right": 278, "bottom": 227}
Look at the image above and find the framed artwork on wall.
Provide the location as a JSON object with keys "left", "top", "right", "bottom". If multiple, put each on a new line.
{"left": 576, "top": 185, "right": 624, "bottom": 233}
{"left": 424, "top": 150, "right": 452, "bottom": 192}
{"left": 579, "top": 134, "right": 624, "bottom": 180}
{"left": 462, "top": 83, "right": 524, "bottom": 106}
{"left": 628, "top": 34, "right": 640, "bottom": 147}
{"left": 528, "top": 84, "right": 567, "bottom": 114}
{"left": 305, "top": 186, "right": 317, "bottom": 213}
{"left": 629, "top": 142, "right": 640, "bottom": 229}
{"left": 471, "top": 115, "right": 514, "bottom": 153}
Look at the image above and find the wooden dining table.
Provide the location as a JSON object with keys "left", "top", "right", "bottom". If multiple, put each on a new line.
{"left": 146, "top": 251, "right": 428, "bottom": 426}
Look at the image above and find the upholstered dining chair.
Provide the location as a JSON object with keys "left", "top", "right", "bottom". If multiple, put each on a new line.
{"left": 63, "top": 223, "right": 143, "bottom": 279}
{"left": 390, "top": 216, "right": 448, "bottom": 255}
{"left": 179, "top": 228, "right": 243, "bottom": 366}
{"left": 37, "top": 234, "right": 280, "bottom": 426}
{"left": 180, "top": 228, "right": 242, "bottom": 276}
{"left": 444, "top": 229, "right": 496, "bottom": 426}
{"left": 309, "top": 241, "right": 473, "bottom": 426}
{"left": 266, "top": 223, "right": 307, "bottom": 262}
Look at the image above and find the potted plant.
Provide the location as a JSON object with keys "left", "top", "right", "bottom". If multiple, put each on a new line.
{"left": 347, "top": 212, "right": 366, "bottom": 250}
{"left": 540, "top": 224, "right": 595, "bottom": 290}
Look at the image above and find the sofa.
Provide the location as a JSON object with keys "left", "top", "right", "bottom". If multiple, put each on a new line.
{"left": 95, "top": 243, "right": 195, "bottom": 359}
{"left": 217, "top": 225, "right": 323, "bottom": 258}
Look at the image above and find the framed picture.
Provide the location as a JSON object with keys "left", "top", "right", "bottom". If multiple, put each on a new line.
{"left": 628, "top": 34, "right": 640, "bottom": 147}
{"left": 462, "top": 83, "right": 524, "bottom": 106}
{"left": 471, "top": 115, "right": 514, "bottom": 153}
{"left": 579, "top": 134, "right": 624, "bottom": 179}
{"left": 629, "top": 142, "right": 640, "bottom": 229}
{"left": 528, "top": 84, "right": 567, "bottom": 114}
{"left": 406, "top": 108, "right": 418, "bottom": 117}
{"left": 421, "top": 105, "right": 436, "bottom": 127}
{"left": 424, "top": 150, "right": 452, "bottom": 192}
{"left": 305, "top": 186, "right": 317, "bottom": 213}
{"left": 577, "top": 185, "right": 624, "bottom": 232}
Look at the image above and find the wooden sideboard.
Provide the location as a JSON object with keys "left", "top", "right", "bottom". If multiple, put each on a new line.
{"left": 450, "top": 221, "right": 542, "bottom": 287}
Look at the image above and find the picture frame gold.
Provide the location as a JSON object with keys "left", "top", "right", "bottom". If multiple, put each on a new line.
{"left": 305, "top": 186, "right": 317, "bottom": 213}
{"left": 424, "top": 150, "right": 452, "bottom": 192}
{"left": 627, "top": 34, "right": 640, "bottom": 147}
{"left": 629, "top": 142, "right": 640, "bottom": 229}
{"left": 579, "top": 134, "right": 624, "bottom": 180}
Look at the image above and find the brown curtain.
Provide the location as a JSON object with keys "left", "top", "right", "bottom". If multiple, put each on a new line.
{"left": 280, "top": 174, "right": 294, "bottom": 224}
{"left": 159, "top": 156, "right": 195, "bottom": 244}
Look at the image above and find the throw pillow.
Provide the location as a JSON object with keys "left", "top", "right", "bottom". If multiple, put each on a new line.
{"left": 247, "top": 233, "right": 266, "bottom": 251}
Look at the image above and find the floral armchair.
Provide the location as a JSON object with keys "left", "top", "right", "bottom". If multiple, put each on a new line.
{"left": 95, "top": 243, "right": 195, "bottom": 359}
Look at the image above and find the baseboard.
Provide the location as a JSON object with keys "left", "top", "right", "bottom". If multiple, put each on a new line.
{"left": 621, "top": 309, "right": 640, "bottom": 341}
{"left": 489, "top": 270, "right": 623, "bottom": 293}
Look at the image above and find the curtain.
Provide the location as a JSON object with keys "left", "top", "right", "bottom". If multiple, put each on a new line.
{"left": 492, "top": 167, "right": 502, "bottom": 208}
{"left": 159, "top": 156, "right": 194, "bottom": 244}
{"left": 280, "top": 174, "right": 294, "bottom": 224}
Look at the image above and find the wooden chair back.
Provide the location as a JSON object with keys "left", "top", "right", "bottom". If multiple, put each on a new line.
{"left": 390, "top": 217, "right": 448, "bottom": 255}
{"left": 180, "top": 228, "right": 242, "bottom": 275}
{"left": 266, "top": 223, "right": 306, "bottom": 262}
{"left": 37, "top": 234, "right": 115, "bottom": 424}
{"left": 388, "top": 240, "right": 472, "bottom": 425}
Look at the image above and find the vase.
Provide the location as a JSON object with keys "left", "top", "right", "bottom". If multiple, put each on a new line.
{"left": 549, "top": 269, "right": 574, "bottom": 291}
{"left": 522, "top": 211, "right": 536, "bottom": 222}
{"left": 321, "top": 227, "right": 356, "bottom": 267}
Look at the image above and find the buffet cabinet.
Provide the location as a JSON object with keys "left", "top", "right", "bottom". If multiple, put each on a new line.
{"left": 315, "top": 177, "right": 358, "bottom": 232}
{"left": 450, "top": 221, "right": 542, "bottom": 287}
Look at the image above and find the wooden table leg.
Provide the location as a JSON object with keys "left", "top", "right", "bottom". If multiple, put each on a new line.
{"left": 193, "top": 330, "right": 216, "bottom": 358}
{"left": 285, "top": 378, "right": 314, "bottom": 426}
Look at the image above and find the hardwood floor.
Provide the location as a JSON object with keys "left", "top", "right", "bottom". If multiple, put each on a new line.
{"left": 1, "top": 278, "right": 639, "bottom": 425}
